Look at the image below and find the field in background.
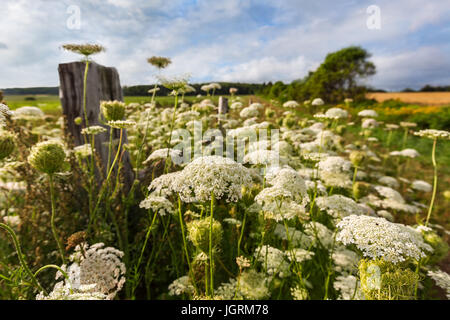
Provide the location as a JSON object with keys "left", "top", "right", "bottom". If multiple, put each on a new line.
{"left": 4, "top": 94, "right": 253, "bottom": 115}
{"left": 366, "top": 92, "right": 450, "bottom": 105}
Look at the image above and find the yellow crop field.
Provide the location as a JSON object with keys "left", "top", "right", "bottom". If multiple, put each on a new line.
{"left": 366, "top": 92, "right": 450, "bottom": 105}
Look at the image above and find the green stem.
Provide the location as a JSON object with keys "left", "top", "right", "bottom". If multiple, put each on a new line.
{"left": 0, "top": 223, "right": 45, "bottom": 294}
{"left": 209, "top": 191, "right": 215, "bottom": 298}
{"left": 425, "top": 138, "right": 438, "bottom": 227}
{"left": 106, "top": 127, "right": 114, "bottom": 174}
{"left": 177, "top": 194, "right": 198, "bottom": 295}
{"left": 402, "top": 128, "right": 408, "bottom": 149}
{"left": 88, "top": 128, "right": 124, "bottom": 233}
{"left": 237, "top": 211, "right": 247, "bottom": 258}
{"left": 49, "top": 174, "right": 66, "bottom": 265}
{"left": 352, "top": 166, "right": 358, "bottom": 187}
{"left": 131, "top": 209, "right": 158, "bottom": 299}
{"left": 82, "top": 60, "right": 90, "bottom": 127}
{"left": 163, "top": 94, "right": 179, "bottom": 174}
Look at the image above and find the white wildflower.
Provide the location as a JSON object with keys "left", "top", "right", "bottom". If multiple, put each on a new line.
{"left": 337, "top": 215, "right": 433, "bottom": 264}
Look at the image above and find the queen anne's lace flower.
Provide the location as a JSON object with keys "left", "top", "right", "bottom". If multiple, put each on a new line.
{"left": 315, "top": 107, "right": 348, "bottom": 120}
{"left": 139, "top": 194, "right": 175, "bottom": 215}
{"left": 332, "top": 247, "right": 360, "bottom": 274}
{"left": 389, "top": 149, "right": 420, "bottom": 158}
{"left": 254, "top": 245, "right": 291, "bottom": 278}
{"left": 62, "top": 242, "right": 126, "bottom": 299}
{"left": 311, "top": 98, "right": 324, "bottom": 106}
{"left": 266, "top": 167, "right": 310, "bottom": 206}
{"left": 107, "top": 120, "right": 136, "bottom": 129}
{"left": 143, "top": 148, "right": 182, "bottom": 164}
{"left": 287, "top": 248, "right": 315, "bottom": 263}
{"left": 12, "top": 106, "right": 44, "bottom": 120}
{"left": 378, "top": 176, "right": 399, "bottom": 189}
{"left": 239, "top": 105, "right": 259, "bottom": 118}
{"left": 304, "top": 221, "right": 334, "bottom": 248}
{"left": 411, "top": 180, "right": 432, "bottom": 192}
{"left": 317, "top": 156, "right": 351, "bottom": 174}
{"left": 370, "top": 185, "right": 421, "bottom": 213}
{"left": 414, "top": 129, "right": 450, "bottom": 140}
{"left": 361, "top": 118, "right": 379, "bottom": 129}
{"left": 315, "top": 194, "right": 366, "bottom": 219}
{"left": 36, "top": 283, "right": 106, "bottom": 300}
{"left": 333, "top": 275, "right": 365, "bottom": 300}
{"left": 427, "top": 269, "right": 450, "bottom": 299}
{"left": 239, "top": 270, "right": 270, "bottom": 299}
{"left": 38, "top": 243, "right": 125, "bottom": 300}
{"left": 172, "top": 156, "right": 252, "bottom": 202}
{"left": 283, "top": 100, "right": 300, "bottom": 108}
{"left": 168, "top": 275, "right": 194, "bottom": 296}
{"left": 148, "top": 171, "right": 181, "bottom": 197}
{"left": 358, "top": 110, "right": 378, "bottom": 118}
{"left": 243, "top": 150, "right": 281, "bottom": 166}
{"left": 73, "top": 144, "right": 93, "bottom": 158}
{"left": 81, "top": 125, "right": 107, "bottom": 135}
{"left": 215, "top": 278, "right": 242, "bottom": 299}
{"left": 337, "top": 215, "right": 432, "bottom": 264}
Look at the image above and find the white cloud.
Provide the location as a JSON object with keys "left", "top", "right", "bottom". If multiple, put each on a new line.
{"left": 0, "top": 0, "right": 449, "bottom": 89}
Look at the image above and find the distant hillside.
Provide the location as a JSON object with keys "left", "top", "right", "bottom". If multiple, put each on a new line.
{"left": 2, "top": 82, "right": 268, "bottom": 97}
{"left": 2, "top": 87, "right": 59, "bottom": 95}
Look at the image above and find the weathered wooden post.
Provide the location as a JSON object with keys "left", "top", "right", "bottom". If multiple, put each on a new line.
{"left": 217, "top": 96, "right": 228, "bottom": 134}
{"left": 58, "top": 61, "right": 134, "bottom": 190}
{"left": 218, "top": 96, "right": 229, "bottom": 115}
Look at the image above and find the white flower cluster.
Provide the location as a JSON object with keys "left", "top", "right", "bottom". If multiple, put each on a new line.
{"left": 239, "top": 105, "right": 260, "bottom": 118}
{"left": 0, "top": 103, "right": 12, "bottom": 127}
{"left": 254, "top": 245, "right": 291, "bottom": 278}
{"left": 171, "top": 156, "right": 252, "bottom": 202}
{"left": 414, "top": 129, "right": 450, "bottom": 140}
{"left": 311, "top": 98, "right": 324, "bottom": 106}
{"left": 358, "top": 109, "right": 378, "bottom": 118}
{"left": 139, "top": 194, "right": 175, "bottom": 215}
{"left": 333, "top": 274, "right": 365, "bottom": 300}
{"left": 143, "top": 148, "right": 182, "bottom": 164}
{"left": 12, "top": 106, "right": 44, "bottom": 120}
{"left": 411, "top": 180, "right": 432, "bottom": 192}
{"left": 378, "top": 176, "right": 399, "bottom": 189}
{"left": 361, "top": 118, "right": 379, "bottom": 129}
{"left": 168, "top": 275, "right": 194, "bottom": 296}
{"left": 73, "top": 144, "right": 93, "bottom": 158}
{"left": 36, "top": 283, "right": 107, "bottom": 300}
{"left": 81, "top": 125, "right": 107, "bottom": 135}
{"left": 389, "top": 148, "right": 420, "bottom": 158}
{"left": 317, "top": 156, "right": 352, "bottom": 188}
{"left": 303, "top": 221, "right": 334, "bottom": 248}
{"left": 317, "top": 156, "right": 351, "bottom": 173}
{"left": 283, "top": 100, "right": 300, "bottom": 108}
{"left": 273, "top": 224, "right": 314, "bottom": 248}
{"left": 244, "top": 150, "right": 280, "bottom": 166}
{"left": 337, "top": 215, "right": 433, "bottom": 264}
{"left": 315, "top": 194, "right": 366, "bottom": 219}
{"left": 230, "top": 102, "right": 243, "bottom": 110}
{"left": 265, "top": 167, "right": 310, "bottom": 206}
{"left": 215, "top": 278, "right": 242, "bottom": 299}
{"left": 314, "top": 107, "right": 348, "bottom": 120}
{"left": 287, "top": 248, "right": 315, "bottom": 263}
{"left": 332, "top": 247, "right": 360, "bottom": 274}
{"left": 38, "top": 242, "right": 126, "bottom": 300}
{"left": 370, "top": 185, "right": 421, "bottom": 213}
{"left": 427, "top": 269, "right": 450, "bottom": 299}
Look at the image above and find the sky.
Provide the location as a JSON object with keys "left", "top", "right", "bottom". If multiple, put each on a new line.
{"left": 0, "top": 0, "right": 450, "bottom": 90}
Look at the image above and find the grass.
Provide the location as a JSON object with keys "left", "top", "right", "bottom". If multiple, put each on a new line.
{"left": 4, "top": 94, "right": 253, "bottom": 115}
